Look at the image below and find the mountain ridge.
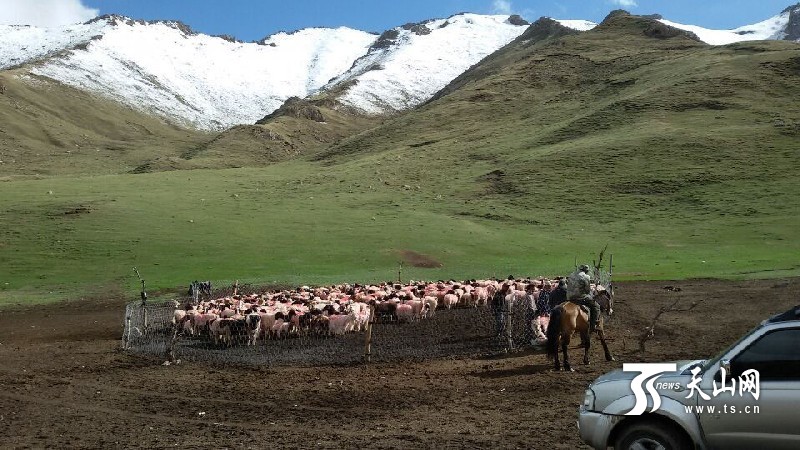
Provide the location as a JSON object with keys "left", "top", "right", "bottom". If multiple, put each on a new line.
{"left": 1, "top": 6, "right": 799, "bottom": 134}
{"left": 1, "top": 11, "right": 798, "bottom": 296}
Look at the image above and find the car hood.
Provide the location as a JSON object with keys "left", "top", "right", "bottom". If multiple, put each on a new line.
{"left": 592, "top": 360, "right": 702, "bottom": 385}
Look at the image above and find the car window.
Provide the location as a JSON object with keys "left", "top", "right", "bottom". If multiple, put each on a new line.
{"left": 702, "top": 323, "right": 762, "bottom": 372}
{"left": 731, "top": 328, "right": 800, "bottom": 381}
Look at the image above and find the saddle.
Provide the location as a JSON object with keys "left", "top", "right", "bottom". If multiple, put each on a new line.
{"left": 579, "top": 304, "right": 590, "bottom": 315}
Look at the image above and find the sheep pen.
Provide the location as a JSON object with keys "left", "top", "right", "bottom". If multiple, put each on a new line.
{"left": 5, "top": 278, "right": 798, "bottom": 448}
{"left": 122, "top": 270, "right": 613, "bottom": 367}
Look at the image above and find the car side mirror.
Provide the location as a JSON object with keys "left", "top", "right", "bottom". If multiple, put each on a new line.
{"left": 721, "top": 359, "right": 731, "bottom": 373}
{"left": 714, "top": 359, "right": 731, "bottom": 382}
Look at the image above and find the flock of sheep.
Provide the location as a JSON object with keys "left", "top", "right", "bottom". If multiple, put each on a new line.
{"left": 171, "top": 277, "right": 566, "bottom": 347}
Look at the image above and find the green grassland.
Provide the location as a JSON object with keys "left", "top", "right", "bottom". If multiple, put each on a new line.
{"left": 0, "top": 73, "right": 380, "bottom": 177}
{"left": 0, "top": 70, "right": 210, "bottom": 177}
{"left": 1, "top": 13, "right": 799, "bottom": 306}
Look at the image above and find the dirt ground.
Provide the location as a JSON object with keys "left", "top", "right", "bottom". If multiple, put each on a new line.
{"left": 0, "top": 278, "right": 797, "bottom": 449}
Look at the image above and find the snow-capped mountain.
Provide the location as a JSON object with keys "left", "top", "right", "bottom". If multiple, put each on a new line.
{"left": 1, "top": 7, "right": 800, "bottom": 131}
{"left": 659, "top": 4, "right": 800, "bottom": 45}
{"left": 0, "top": 13, "right": 600, "bottom": 128}
{"left": 318, "top": 15, "right": 517, "bottom": 114}
{"left": 10, "top": 16, "right": 377, "bottom": 130}
{"left": 555, "top": 20, "right": 598, "bottom": 32}
{"left": 318, "top": 14, "right": 600, "bottom": 114}
{"left": 0, "top": 20, "right": 108, "bottom": 70}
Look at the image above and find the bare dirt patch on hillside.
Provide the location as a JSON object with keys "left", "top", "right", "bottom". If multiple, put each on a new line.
{"left": 396, "top": 249, "right": 443, "bottom": 268}
{"left": 0, "top": 278, "right": 797, "bottom": 449}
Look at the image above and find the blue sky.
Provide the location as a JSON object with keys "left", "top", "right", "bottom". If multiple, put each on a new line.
{"left": 2, "top": 1, "right": 797, "bottom": 39}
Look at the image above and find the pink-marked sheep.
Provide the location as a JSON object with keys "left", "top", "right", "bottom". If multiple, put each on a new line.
{"left": 532, "top": 315, "right": 549, "bottom": 345}
{"left": 177, "top": 275, "right": 567, "bottom": 348}
{"left": 258, "top": 311, "right": 276, "bottom": 341}
{"left": 270, "top": 311, "right": 290, "bottom": 339}
{"left": 473, "top": 287, "right": 489, "bottom": 307}
{"left": 442, "top": 293, "right": 459, "bottom": 310}
{"left": 396, "top": 304, "right": 414, "bottom": 323}
{"left": 459, "top": 292, "right": 476, "bottom": 308}
{"left": 406, "top": 300, "right": 426, "bottom": 319}
{"left": 192, "top": 313, "right": 218, "bottom": 336}
{"left": 328, "top": 313, "right": 355, "bottom": 335}
{"left": 348, "top": 303, "right": 371, "bottom": 332}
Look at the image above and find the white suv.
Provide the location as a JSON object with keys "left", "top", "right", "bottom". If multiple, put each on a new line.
{"left": 578, "top": 305, "right": 800, "bottom": 450}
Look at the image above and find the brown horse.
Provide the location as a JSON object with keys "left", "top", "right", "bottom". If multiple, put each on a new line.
{"left": 545, "top": 290, "right": 615, "bottom": 371}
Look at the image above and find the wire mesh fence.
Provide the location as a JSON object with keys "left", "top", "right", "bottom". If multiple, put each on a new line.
{"left": 121, "top": 300, "right": 546, "bottom": 367}
{"left": 122, "top": 301, "right": 175, "bottom": 358}
{"left": 121, "top": 270, "right": 611, "bottom": 367}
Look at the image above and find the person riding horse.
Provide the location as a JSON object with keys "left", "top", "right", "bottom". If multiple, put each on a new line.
{"left": 549, "top": 278, "right": 567, "bottom": 310}
{"left": 567, "top": 264, "right": 600, "bottom": 332}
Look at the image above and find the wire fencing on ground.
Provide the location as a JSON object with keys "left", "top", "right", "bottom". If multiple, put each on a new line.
{"left": 121, "top": 269, "right": 611, "bottom": 367}
{"left": 121, "top": 299, "right": 541, "bottom": 367}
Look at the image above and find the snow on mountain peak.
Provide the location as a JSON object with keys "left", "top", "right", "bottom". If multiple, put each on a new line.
{"left": 2, "top": 7, "right": 798, "bottom": 131}
{"left": 658, "top": 16, "right": 788, "bottom": 45}
{"left": 782, "top": 2, "right": 800, "bottom": 14}
{"left": 778, "top": 2, "right": 800, "bottom": 41}
{"left": 0, "top": 20, "right": 108, "bottom": 70}
{"left": 21, "top": 19, "right": 376, "bottom": 130}
{"left": 658, "top": 5, "right": 800, "bottom": 45}
{"left": 0, "top": 14, "right": 210, "bottom": 71}
{"left": 318, "top": 13, "right": 530, "bottom": 115}
{"left": 555, "top": 20, "right": 597, "bottom": 31}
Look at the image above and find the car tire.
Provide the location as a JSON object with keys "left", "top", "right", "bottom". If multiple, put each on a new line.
{"left": 614, "top": 421, "right": 692, "bottom": 450}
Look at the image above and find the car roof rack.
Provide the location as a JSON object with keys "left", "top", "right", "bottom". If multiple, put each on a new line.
{"left": 766, "top": 305, "right": 800, "bottom": 323}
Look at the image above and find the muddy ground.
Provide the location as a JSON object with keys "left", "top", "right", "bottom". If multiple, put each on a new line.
{"left": 0, "top": 278, "right": 797, "bottom": 449}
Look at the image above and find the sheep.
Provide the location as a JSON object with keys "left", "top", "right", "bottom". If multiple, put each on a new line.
{"left": 396, "top": 303, "right": 414, "bottom": 323}
{"left": 422, "top": 296, "right": 438, "bottom": 318}
{"left": 209, "top": 318, "right": 233, "bottom": 347}
{"left": 442, "top": 293, "right": 459, "bottom": 310}
{"left": 311, "top": 315, "right": 330, "bottom": 336}
{"left": 245, "top": 313, "right": 261, "bottom": 346}
{"left": 328, "top": 313, "right": 356, "bottom": 335}
{"left": 473, "top": 287, "right": 489, "bottom": 307}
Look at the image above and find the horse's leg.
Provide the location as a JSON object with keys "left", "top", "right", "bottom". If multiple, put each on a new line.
{"left": 598, "top": 327, "right": 614, "bottom": 361}
{"left": 562, "top": 333, "right": 573, "bottom": 372}
{"left": 582, "top": 316, "right": 591, "bottom": 346}
{"left": 579, "top": 315, "right": 588, "bottom": 347}
{"left": 583, "top": 329, "right": 591, "bottom": 365}
{"left": 553, "top": 334, "right": 561, "bottom": 371}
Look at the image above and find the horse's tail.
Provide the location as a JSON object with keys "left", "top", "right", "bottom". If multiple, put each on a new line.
{"left": 546, "top": 305, "right": 563, "bottom": 358}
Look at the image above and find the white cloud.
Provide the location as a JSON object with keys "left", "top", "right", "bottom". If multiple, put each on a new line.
{"left": 0, "top": 0, "right": 99, "bottom": 27}
{"left": 610, "top": 0, "right": 638, "bottom": 7}
{"left": 492, "top": 0, "right": 513, "bottom": 15}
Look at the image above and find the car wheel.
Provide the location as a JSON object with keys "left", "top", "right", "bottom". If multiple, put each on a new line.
{"left": 614, "top": 421, "right": 692, "bottom": 450}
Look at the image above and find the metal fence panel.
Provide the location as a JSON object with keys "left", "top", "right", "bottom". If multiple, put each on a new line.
{"left": 121, "top": 271, "right": 611, "bottom": 366}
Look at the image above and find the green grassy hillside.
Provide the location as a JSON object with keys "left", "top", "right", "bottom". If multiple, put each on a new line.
{"left": 184, "top": 98, "right": 383, "bottom": 170}
{"left": 1, "top": 13, "right": 799, "bottom": 306}
{"left": 313, "top": 13, "right": 800, "bottom": 275}
{"left": 0, "top": 70, "right": 210, "bottom": 178}
{"left": 0, "top": 73, "right": 379, "bottom": 177}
